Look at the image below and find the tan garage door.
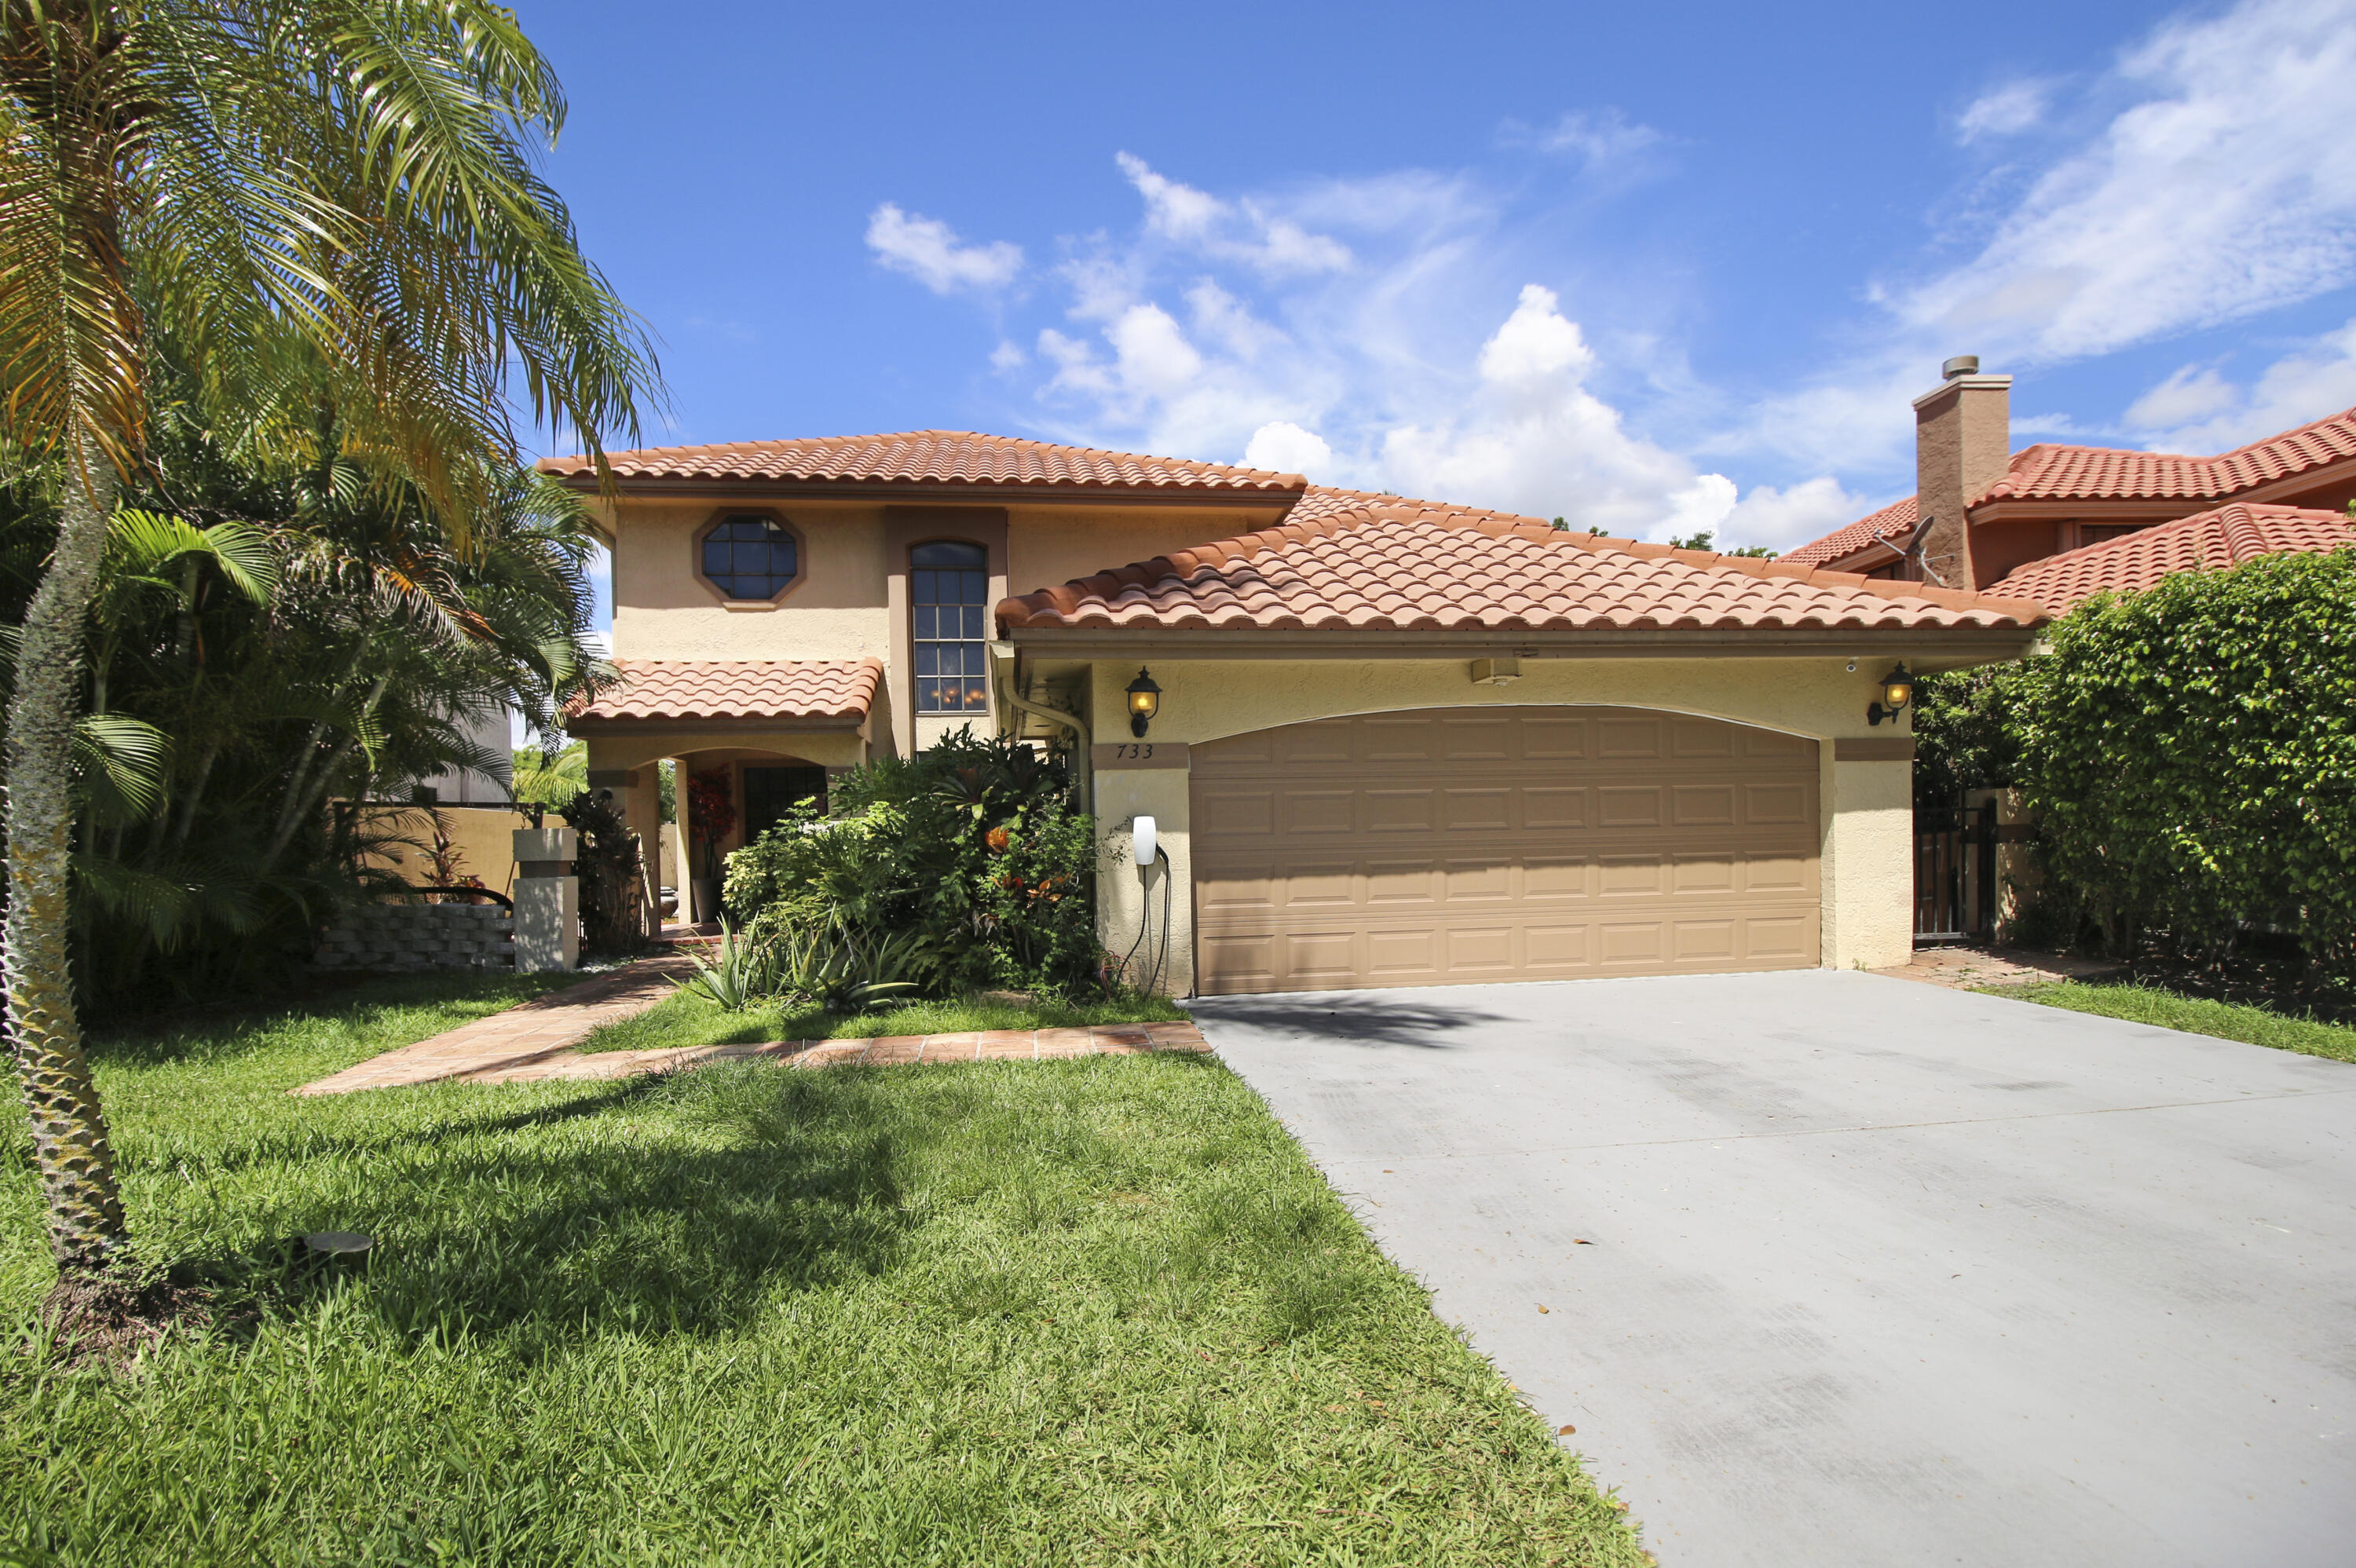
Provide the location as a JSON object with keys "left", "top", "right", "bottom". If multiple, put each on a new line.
{"left": 1190, "top": 707, "right": 1820, "bottom": 996}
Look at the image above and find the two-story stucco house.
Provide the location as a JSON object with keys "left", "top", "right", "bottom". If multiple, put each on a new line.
{"left": 540, "top": 427, "right": 2045, "bottom": 997}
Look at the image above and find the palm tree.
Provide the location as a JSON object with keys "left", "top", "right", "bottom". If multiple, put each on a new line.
{"left": 0, "top": 2, "right": 657, "bottom": 1278}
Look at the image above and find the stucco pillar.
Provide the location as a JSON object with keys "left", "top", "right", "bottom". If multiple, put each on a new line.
{"left": 1825, "top": 759, "right": 1914, "bottom": 969}
{"left": 511, "top": 826, "right": 580, "bottom": 972}
{"left": 1094, "top": 768, "right": 1194, "bottom": 996}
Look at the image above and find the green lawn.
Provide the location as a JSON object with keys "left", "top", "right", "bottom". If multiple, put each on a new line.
{"left": 1999, "top": 981, "right": 2356, "bottom": 1065}
{"left": 2, "top": 975, "right": 1647, "bottom": 1566}
{"left": 576, "top": 985, "right": 1194, "bottom": 1056}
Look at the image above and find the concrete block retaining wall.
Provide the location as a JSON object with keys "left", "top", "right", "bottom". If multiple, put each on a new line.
{"left": 313, "top": 901, "right": 515, "bottom": 972}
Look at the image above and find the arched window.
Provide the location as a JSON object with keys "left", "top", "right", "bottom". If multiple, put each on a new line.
{"left": 911, "top": 539, "right": 988, "bottom": 713}
{"left": 700, "top": 514, "right": 799, "bottom": 600}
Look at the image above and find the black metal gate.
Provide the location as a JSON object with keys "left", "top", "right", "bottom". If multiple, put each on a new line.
{"left": 1915, "top": 799, "right": 1997, "bottom": 943}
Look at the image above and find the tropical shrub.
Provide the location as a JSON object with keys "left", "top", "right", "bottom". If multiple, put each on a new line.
{"left": 724, "top": 728, "right": 1103, "bottom": 997}
{"left": 559, "top": 787, "right": 653, "bottom": 959}
{"left": 1915, "top": 548, "right": 2356, "bottom": 976}
{"left": 0, "top": 412, "right": 616, "bottom": 1010}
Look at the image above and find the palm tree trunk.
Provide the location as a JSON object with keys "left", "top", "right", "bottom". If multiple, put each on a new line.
{"left": 163, "top": 738, "right": 221, "bottom": 857}
{"left": 263, "top": 669, "right": 391, "bottom": 873}
{"left": 3, "top": 447, "right": 130, "bottom": 1272}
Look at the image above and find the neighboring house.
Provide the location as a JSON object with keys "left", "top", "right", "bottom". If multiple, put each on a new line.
{"left": 540, "top": 431, "right": 2043, "bottom": 996}
{"left": 1785, "top": 358, "right": 2356, "bottom": 605}
{"left": 411, "top": 702, "right": 515, "bottom": 806}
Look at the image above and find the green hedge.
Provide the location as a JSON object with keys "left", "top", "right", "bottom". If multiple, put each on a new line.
{"left": 1916, "top": 547, "right": 2356, "bottom": 972}
{"left": 722, "top": 729, "right": 1104, "bottom": 997}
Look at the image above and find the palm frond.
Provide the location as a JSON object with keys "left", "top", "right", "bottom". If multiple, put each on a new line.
{"left": 72, "top": 711, "right": 170, "bottom": 826}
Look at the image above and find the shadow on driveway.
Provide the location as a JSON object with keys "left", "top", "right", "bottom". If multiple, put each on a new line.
{"left": 1187, "top": 993, "right": 1509, "bottom": 1049}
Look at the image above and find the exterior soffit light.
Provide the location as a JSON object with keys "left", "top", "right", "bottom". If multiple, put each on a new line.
{"left": 1868, "top": 663, "right": 1915, "bottom": 727}
{"left": 1125, "top": 667, "right": 1162, "bottom": 738}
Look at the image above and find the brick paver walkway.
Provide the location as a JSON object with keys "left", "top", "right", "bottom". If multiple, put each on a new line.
{"left": 293, "top": 952, "right": 1208, "bottom": 1096}
{"left": 292, "top": 955, "right": 699, "bottom": 1096}
{"left": 1872, "top": 944, "right": 2127, "bottom": 992}
{"left": 466, "top": 1020, "right": 1211, "bottom": 1085}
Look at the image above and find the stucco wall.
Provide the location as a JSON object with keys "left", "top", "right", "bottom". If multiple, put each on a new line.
{"left": 1005, "top": 505, "right": 1291, "bottom": 596}
{"left": 1078, "top": 655, "right": 1923, "bottom": 994}
{"left": 609, "top": 497, "right": 892, "bottom": 663}
{"left": 602, "top": 495, "right": 1288, "bottom": 750}
{"left": 340, "top": 801, "right": 536, "bottom": 897}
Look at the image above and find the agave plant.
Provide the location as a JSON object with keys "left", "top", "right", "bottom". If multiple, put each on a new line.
{"left": 772, "top": 912, "right": 924, "bottom": 1012}
{"left": 673, "top": 919, "right": 776, "bottom": 1011}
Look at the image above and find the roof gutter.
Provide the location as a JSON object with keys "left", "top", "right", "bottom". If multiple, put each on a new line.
{"left": 999, "top": 626, "right": 2045, "bottom": 662}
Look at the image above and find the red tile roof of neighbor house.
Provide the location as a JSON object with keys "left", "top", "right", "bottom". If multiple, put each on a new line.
{"left": 536, "top": 431, "right": 1306, "bottom": 493}
{"left": 997, "top": 493, "right": 2047, "bottom": 635}
{"left": 1982, "top": 406, "right": 2356, "bottom": 503}
{"left": 1785, "top": 407, "right": 2356, "bottom": 565}
{"left": 1989, "top": 503, "right": 2356, "bottom": 612}
{"left": 567, "top": 660, "right": 883, "bottom": 723}
{"left": 1780, "top": 495, "right": 1918, "bottom": 568}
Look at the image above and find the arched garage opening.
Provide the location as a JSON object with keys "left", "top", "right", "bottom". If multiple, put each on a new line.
{"left": 1187, "top": 706, "right": 1820, "bottom": 996}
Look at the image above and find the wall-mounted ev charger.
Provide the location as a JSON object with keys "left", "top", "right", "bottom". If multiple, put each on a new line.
{"left": 1121, "top": 815, "right": 1175, "bottom": 996}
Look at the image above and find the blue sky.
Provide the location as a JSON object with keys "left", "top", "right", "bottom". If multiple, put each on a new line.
{"left": 518, "top": 0, "right": 2356, "bottom": 558}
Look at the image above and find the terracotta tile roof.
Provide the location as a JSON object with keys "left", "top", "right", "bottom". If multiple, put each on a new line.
{"left": 1781, "top": 495, "right": 1917, "bottom": 568}
{"left": 1989, "top": 503, "right": 2356, "bottom": 612}
{"left": 998, "top": 498, "right": 2046, "bottom": 635}
{"left": 566, "top": 660, "right": 883, "bottom": 723}
{"left": 1787, "top": 405, "right": 2356, "bottom": 567}
{"left": 536, "top": 431, "right": 1306, "bottom": 493}
{"left": 1980, "top": 408, "right": 2356, "bottom": 505}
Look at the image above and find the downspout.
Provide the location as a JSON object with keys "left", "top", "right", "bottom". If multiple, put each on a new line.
{"left": 996, "top": 658, "right": 1092, "bottom": 815}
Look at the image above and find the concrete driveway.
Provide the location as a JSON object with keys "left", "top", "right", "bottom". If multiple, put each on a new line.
{"left": 1191, "top": 970, "right": 2356, "bottom": 1568}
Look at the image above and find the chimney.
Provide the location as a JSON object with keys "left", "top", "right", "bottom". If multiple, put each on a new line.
{"left": 1912, "top": 355, "right": 2010, "bottom": 590}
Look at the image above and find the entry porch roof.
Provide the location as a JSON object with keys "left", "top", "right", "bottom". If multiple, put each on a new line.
{"left": 565, "top": 659, "right": 882, "bottom": 727}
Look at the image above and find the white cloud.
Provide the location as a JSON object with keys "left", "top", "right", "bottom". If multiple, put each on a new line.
{"left": 1242, "top": 421, "right": 1333, "bottom": 477}
{"left": 2123, "top": 363, "right": 2238, "bottom": 431}
{"left": 989, "top": 339, "right": 1026, "bottom": 372}
{"left": 1114, "top": 152, "right": 1352, "bottom": 276}
{"left": 865, "top": 203, "right": 1023, "bottom": 294}
{"left": 999, "top": 162, "right": 1858, "bottom": 543}
{"left": 1955, "top": 80, "right": 2051, "bottom": 142}
{"left": 1377, "top": 286, "right": 1745, "bottom": 535}
{"left": 1902, "top": 0, "right": 2356, "bottom": 362}
{"left": 1103, "top": 303, "right": 1203, "bottom": 396}
{"left": 1527, "top": 108, "right": 1663, "bottom": 166}
{"left": 1185, "top": 279, "right": 1285, "bottom": 360}
{"left": 1718, "top": 477, "right": 1877, "bottom": 552}
{"left": 1735, "top": 0, "right": 2356, "bottom": 484}
{"left": 2124, "top": 316, "right": 2356, "bottom": 451}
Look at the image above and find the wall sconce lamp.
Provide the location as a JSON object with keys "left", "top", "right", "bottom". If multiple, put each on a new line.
{"left": 1125, "top": 667, "right": 1163, "bottom": 737}
{"left": 1867, "top": 663, "right": 1915, "bottom": 727}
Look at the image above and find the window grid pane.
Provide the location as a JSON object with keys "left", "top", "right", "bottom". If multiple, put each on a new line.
{"left": 914, "top": 557, "right": 989, "bottom": 713}
{"left": 701, "top": 517, "right": 797, "bottom": 599}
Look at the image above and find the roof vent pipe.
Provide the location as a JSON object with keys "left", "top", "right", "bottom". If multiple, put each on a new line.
{"left": 1941, "top": 355, "right": 1981, "bottom": 379}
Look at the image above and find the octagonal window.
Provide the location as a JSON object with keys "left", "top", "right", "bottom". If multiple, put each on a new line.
{"left": 701, "top": 514, "right": 799, "bottom": 600}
